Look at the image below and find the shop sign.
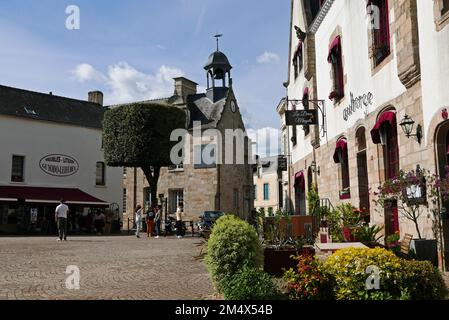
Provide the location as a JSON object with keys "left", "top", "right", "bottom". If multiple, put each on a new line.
{"left": 39, "top": 154, "right": 79, "bottom": 177}
{"left": 278, "top": 156, "right": 288, "bottom": 171}
{"left": 286, "top": 110, "right": 319, "bottom": 126}
{"left": 343, "top": 92, "right": 374, "bottom": 121}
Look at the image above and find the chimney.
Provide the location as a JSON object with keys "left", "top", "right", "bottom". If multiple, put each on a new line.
{"left": 174, "top": 77, "right": 198, "bottom": 100}
{"left": 88, "top": 91, "right": 104, "bottom": 106}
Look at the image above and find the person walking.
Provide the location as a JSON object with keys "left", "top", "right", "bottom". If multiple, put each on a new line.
{"left": 154, "top": 205, "right": 162, "bottom": 239}
{"left": 145, "top": 207, "right": 155, "bottom": 238}
{"left": 94, "top": 210, "right": 105, "bottom": 235}
{"left": 175, "top": 205, "right": 184, "bottom": 239}
{"left": 55, "top": 199, "right": 69, "bottom": 241}
{"left": 135, "top": 205, "right": 143, "bottom": 238}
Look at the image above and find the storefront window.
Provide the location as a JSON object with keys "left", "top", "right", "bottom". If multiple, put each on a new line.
{"left": 11, "top": 155, "right": 25, "bottom": 182}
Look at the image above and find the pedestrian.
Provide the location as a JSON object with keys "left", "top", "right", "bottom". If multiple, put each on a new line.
{"left": 145, "top": 206, "right": 155, "bottom": 238}
{"left": 94, "top": 210, "right": 105, "bottom": 235}
{"left": 135, "top": 205, "right": 143, "bottom": 238}
{"left": 104, "top": 211, "right": 113, "bottom": 234}
{"left": 154, "top": 205, "right": 162, "bottom": 239}
{"left": 55, "top": 199, "right": 69, "bottom": 241}
{"left": 175, "top": 205, "right": 184, "bottom": 239}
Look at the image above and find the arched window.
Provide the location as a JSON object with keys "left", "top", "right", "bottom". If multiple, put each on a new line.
{"left": 371, "top": 110, "right": 400, "bottom": 236}
{"left": 356, "top": 127, "right": 370, "bottom": 217}
{"left": 96, "top": 162, "right": 106, "bottom": 186}
{"left": 333, "top": 137, "right": 350, "bottom": 199}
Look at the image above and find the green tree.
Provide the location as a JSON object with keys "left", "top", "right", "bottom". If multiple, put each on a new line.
{"left": 103, "top": 103, "right": 186, "bottom": 206}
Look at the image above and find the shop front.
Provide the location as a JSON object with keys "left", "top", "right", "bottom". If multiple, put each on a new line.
{"left": 0, "top": 186, "right": 110, "bottom": 235}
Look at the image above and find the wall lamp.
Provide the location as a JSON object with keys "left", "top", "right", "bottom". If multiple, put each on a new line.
{"left": 400, "top": 114, "right": 422, "bottom": 144}
{"left": 311, "top": 161, "right": 321, "bottom": 176}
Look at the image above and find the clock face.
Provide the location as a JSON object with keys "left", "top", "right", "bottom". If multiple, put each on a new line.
{"left": 230, "top": 100, "right": 237, "bottom": 113}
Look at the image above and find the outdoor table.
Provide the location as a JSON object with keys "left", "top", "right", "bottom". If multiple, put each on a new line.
{"left": 315, "top": 242, "right": 368, "bottom": 254}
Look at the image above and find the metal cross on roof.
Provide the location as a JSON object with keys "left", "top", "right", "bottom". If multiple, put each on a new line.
{"left": 214, "top": 34, "right": 223, "bottom": 51}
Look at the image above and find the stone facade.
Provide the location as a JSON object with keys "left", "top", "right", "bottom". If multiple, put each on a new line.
{"left": 122, "top": 51, "right": 253, "bottom": 224}
{"left": 282, "top": 0, "right": 449, "bottom": 270}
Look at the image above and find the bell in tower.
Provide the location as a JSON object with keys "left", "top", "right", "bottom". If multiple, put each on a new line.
{"left": 204, "top": 35, "right": 233, "bottom": 102}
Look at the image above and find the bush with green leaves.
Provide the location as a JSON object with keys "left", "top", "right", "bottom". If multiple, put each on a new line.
{"left": 323, "top": 247, "right": 404, "bottom": 300}
{"left": 399, "top": 260, "right": 448, "bottom": 300}
{"left": 204, "top": 215, "right": 263, "bottom": 290}
{"left": 220, "top": 266, "right": 282, "bottom": 300}
{"left": 322, "top": 247, "right": 448, "bottom": 300}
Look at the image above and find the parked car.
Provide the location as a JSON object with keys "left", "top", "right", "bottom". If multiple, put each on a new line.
{"left": 197, "top": 211, "right": 224, "bottom": 236}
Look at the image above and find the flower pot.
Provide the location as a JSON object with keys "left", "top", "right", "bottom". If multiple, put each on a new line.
{"left": 263, "top": 246, "right": 315, "bottom": 277}
{"left": 410, "top": 239, "right": 438, "bottom": 267}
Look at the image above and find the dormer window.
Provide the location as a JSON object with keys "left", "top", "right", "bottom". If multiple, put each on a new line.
{"left": 307, "top": 0, "right": 326, "bottom": 26}
{"left": 24, "top": 106, "right": 37, "bottom": 115}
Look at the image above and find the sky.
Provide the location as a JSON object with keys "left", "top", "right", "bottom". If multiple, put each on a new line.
{"left": 0, "top": 0, "right": 290, "bottom": 133}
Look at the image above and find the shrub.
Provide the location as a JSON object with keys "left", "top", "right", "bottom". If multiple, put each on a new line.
{"left": 399, "top": 260, "right": 448, "bottom": 300}
{"left": 323, "top": 247, "right": 404, "bottom": 300}
{"left": 221, "top": 266, "right": 282, "bottom": 300}
{"left": 283, "top": 255, "right": 335, "bottom": 300}
{"left": 204, "top": 215, "right": 263, "bottom": 291}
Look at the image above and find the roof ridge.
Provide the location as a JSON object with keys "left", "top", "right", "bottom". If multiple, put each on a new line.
{"left": 0, "top": 84, "right": 103, "bottom": 109}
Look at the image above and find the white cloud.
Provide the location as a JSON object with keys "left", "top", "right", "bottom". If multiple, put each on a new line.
{"left": 71, "top": 62, "right": 184, "bottom": 105}
{"left": 71, "top": 63, "right": 106, "bottom": 83}
{"left": 257, "top": 51, "right": 280, "bottom": 64}
{"left": 156, "top": 44, "right": 167, "bottom": 50}
{"left": 247, "top": 127, "right": 281, "bottom": 158}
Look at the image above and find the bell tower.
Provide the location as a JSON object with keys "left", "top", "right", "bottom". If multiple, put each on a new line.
{"left": 204, "top": 35, "right": 233, "bottom": 102}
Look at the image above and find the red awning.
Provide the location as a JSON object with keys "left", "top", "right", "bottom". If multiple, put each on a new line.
{"left": 0, "top": 186, "right": 109, "bottom": 207}
{"left": 333, "top": 138, "right": 348, "bottom": 163}
{"left": 294, "top": 171, "right": 305, "bottom": 190}
{"left": 327, "top": 36, "right": 341, "bottom": 63}
{"left": 370, "top": 111, "right": 396, "bottom": 144}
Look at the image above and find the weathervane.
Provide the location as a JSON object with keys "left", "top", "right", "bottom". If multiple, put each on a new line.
{"left": 214, "top": 34, "right": 223, "bottom": 51}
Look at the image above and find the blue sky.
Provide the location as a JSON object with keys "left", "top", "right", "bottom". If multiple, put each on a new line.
{"left": 0, "top": 0, "right": 290, "bottom": 130}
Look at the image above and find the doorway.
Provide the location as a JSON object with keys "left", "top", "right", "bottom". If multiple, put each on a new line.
{"left": 435, "top": 120, "right": 449, "bottom": 271}
{"left": 356, "top": 127, "right": 370, "bottom": 219}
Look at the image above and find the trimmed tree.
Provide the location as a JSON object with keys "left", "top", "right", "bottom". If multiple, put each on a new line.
{"left": 103, "top": 103, "right": 186, "bottom": 206}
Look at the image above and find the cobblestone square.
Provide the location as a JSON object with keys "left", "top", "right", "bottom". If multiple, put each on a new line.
{"left": 0, "top": 236, "right": 215, "bottom": 300}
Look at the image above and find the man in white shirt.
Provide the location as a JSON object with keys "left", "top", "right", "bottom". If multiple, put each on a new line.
{"left": 55, "top": 199, "right": 69, "bottom": 241}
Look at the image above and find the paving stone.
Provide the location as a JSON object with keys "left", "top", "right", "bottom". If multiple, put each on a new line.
{"left": 0, "top": 235, "right": 215, "bottom": 300}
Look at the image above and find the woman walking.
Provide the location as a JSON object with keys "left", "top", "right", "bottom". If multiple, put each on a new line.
{"left": 135, "top": 205, "right": 143, "bottom": 238}
{"left": 175, "top": 205, "right": 184, "bottom": 239}
{"left": 145, "top": 206, "right": 155, "bottom": 238}
{"left": 154, "top": 205, "right": 162, "bottom": 239}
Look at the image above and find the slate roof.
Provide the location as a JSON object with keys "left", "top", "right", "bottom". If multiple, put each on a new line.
{"left": 187, "top": 90, "right": 228, "bottom": 129}
{"left": 0, "top": 84, "right": 106, "bottom": 129}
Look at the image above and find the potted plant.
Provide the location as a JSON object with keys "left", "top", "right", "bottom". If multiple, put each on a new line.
{"left": 262, "top": 209, "right": 312, "bottom": 277}
{"left": 374, "top": 168, "right": 439, "bottom": 265}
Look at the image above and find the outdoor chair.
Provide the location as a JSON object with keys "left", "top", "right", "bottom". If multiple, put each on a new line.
{"left": 400, "top": 233, "right": 413, "bottom": 257}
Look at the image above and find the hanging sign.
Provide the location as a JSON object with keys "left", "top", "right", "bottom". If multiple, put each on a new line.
{"left": 286, "top": 110, "right": 319, "bottom": 126}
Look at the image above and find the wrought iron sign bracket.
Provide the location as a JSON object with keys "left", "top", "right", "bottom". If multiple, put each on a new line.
{"left": 287, "top": 99, "right": 327, "bottom": 138}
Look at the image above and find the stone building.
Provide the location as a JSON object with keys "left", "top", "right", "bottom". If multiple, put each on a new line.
{"left": 253, "top": 156, "right": 284, "bottom": 214}
{"left": 122, "top": 49, "right": 253, "bottom": 223}
{"left": 281, "top": 0, "right": 449, "bottom": 270}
